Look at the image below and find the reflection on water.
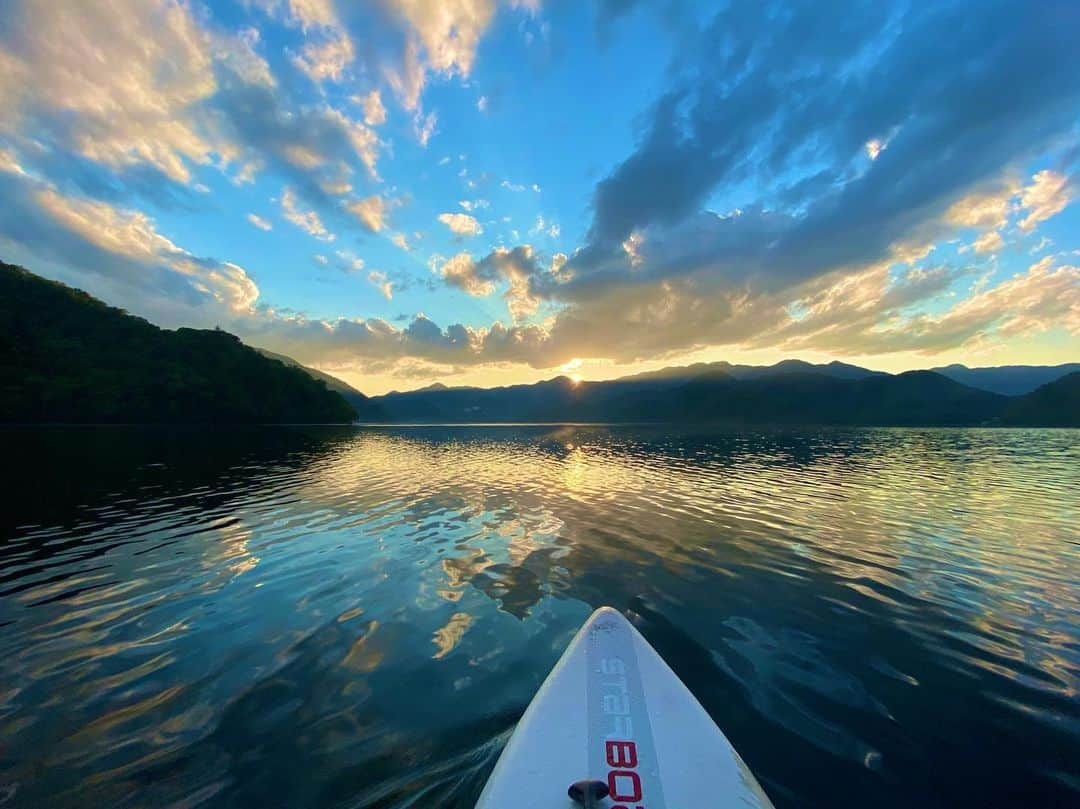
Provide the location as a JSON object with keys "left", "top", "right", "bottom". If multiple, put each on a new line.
{"left": 0, "top": 426, "right": 1077, "bottom": 808}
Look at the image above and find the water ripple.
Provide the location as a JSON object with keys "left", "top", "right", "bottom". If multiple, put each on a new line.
{"left": 0, "top": 425, "right": 1077, "bottom": 808}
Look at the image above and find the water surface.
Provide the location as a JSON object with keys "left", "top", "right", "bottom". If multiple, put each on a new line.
{"left": 1, "top": 426, "right": 1077, "bottom": 807}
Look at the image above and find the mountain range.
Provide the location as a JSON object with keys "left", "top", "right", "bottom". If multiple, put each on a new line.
{"left": 2, "top": 261, "right": 1076, "bottom": 426}
{"left": 0, "top": 261, "right": 358, "bottom": 424}
{"left": 369, "top": 361, "right": 1079, "bottom": 427}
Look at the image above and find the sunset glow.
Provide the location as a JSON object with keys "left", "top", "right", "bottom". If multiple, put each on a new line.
{"left": 0, "top": 0, "right": 1075, "bottom": 395}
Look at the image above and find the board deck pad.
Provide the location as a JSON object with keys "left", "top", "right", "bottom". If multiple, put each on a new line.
{"left": 476, "top": 607, "right": 774, "bottom": 808}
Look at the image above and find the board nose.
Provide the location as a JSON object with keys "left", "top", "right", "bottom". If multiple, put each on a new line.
{"left": 584, "top": 605, "right": 632, "bottom": 630}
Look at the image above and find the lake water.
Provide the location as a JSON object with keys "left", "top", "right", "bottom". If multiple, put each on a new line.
{"left": 0, "top": 426, "right": 1077, "bottom": 808}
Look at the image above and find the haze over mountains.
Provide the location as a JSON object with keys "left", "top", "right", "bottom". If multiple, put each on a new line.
{"left": 2, "top": 262, "right": 1076, "bottom": 426}
{"left": 929, "top": 363, "right": 1080, "bottom": 396}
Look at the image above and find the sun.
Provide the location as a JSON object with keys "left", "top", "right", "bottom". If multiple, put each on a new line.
{"left": 560, "top": 358, "right": 584, "bottom": 385}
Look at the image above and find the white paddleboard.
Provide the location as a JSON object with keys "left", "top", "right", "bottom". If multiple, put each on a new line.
{"left": 477, "top": 606, "right": 775, "bottom": 808}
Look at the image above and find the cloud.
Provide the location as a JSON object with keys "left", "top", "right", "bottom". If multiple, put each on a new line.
{"left": 438, "top": 245, "right": 545, "bottom": 321}
{"left": 972, "top": 230, "right": 1005, "bottom": 254}
{"left": 1029, "top": 236, "right": 1053, "bottom": 255}
{"left": 458, "top": 199, "right": 490, "bottom": 212}
{"left": 314, "top": 253, "right": 328, "bottom": 265}
{"left": 0, "top": 0, "right": 397, "bottom": 276}
{"left": 292, "top": 31, "right": 355, "bottom": 83}
{"left": 531, "top": 215, "right": 559, "bottom": 238}
{"left": 4, "top": 0, "right": 1078, "bottom": 385}
{"left": 573, "top": 0, "right": 1080, "bottom": 299}
{"left": 348, "top": 195, "right": 390, "bottom": 232}
{"left": 392, "top": 232, "right": 411, "bottom": 251}
{"left": 255, "top": 0, "right": 354, "bottom": 84}
{"left": 1019, "top": 170, "right": 1073, "bottom": 232}
{"left": 414, "top": 109, "right": 438, "bottom": 147}
{"left": 368, "top": 270, "right": 394, "bottom": 300}
{"left": 477, "top": 95, "right": 488, "bottom": 112}
{"left": 333, "top": 249, "right": 365, "bottom": 272}
{"left": 440, "top": 253, "right": 496, "bottom": 297}
{"left": 0, "top": 0, "right": 223, "bottom": 185}
{"left": 774, "top": 258, "right": 1080, "bottom": 356}
{"left": 354, "top": 90, "right": 388, "bottom": 126}
{"left": 386, "top": 0, "right": 497, "bottom": 79}
{"left": 438, "top": 212, "right": 483, "bottom": 237}
{"left": 247, "top": 213, "right": 273, "bottom": 231}
{"left": 945, "top": 182, "right": 1019, "bottom": 230}
{"left": 0, "top": 166, "right": 259, "bottom": 319}
{"left": 258, "top": 0, "right": 341, "bottom": 31}
{"left": 384, "top": 37, "right": 426, "bottom": 111}
{"left": 281, "top": 187, "right": 335, "bottom": 241}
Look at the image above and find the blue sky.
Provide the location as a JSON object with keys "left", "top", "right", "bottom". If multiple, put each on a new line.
{"left": 0, "top": 0, "right": 1078, "bottom": 393}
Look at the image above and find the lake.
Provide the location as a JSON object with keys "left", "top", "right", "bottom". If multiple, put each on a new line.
{"left": 0, "top": 426, "right": 1077, "bottom": 808}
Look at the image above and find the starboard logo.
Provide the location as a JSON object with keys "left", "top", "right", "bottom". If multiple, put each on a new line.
{"left": 600, "top": 656, "right": 646, "bottom": 808}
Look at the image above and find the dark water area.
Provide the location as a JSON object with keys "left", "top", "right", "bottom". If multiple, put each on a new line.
{"left": 0, "top": 425, "right": 1077, "bottom": 808}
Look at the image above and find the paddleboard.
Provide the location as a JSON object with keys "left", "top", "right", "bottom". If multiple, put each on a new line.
{"left": 477, "top": 606, "right": 775, "bottom": 807}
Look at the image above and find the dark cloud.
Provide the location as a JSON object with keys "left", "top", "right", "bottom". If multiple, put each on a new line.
{"left": 576, "top": 0, "right": 1080, "bottom": 295}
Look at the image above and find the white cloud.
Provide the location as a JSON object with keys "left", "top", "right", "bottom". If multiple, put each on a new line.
{"left": 0, "top": 148, "right": 25, "bottom": 176}
{"left": 531, "top": 183, "right": 541, "bottom": 192}
{"left": 348, "top": 195, "right": 389, "bottom": 232}
{"left": 314, "top": 254, "right": 328, "bottom": 265}
{"left": 0, "top": 0, "right": 222, "bottom": 185}
{"left": 281, "top": 187, "right": 335, "bottom": 241}
{"left": 260, "top": 0, "right": 355, "bottom": 84}
{"left": 387, "top": 0, "right": 497, "bottom": 78}
{"left": 216, "top": 27, "right": 275, "bottom": 88}
{"left": 414, "top": 109, "right": 438, "bottom": 146}
{"left": 283, "top": 144, "right": 325, "bottom": 169}
{"left": 353, "top": 90, "right": 387, "bottom": 126}
{"left": 1029, "top": 236, "right": 1052, "bottom": 255}
{"left": 477, "top": 95, "right": 488, "bottom": 112}
{"left": 458, "top": 199, "right": 489, "bottom": 211}
{"left": 945, "top": 183, "right": 1017, "bottom": 230}
{"left": 292, "top": 31, "right": 355, "bottom": 83}
{"left": 319, "top": 178, "right": 353, "bottom": 195}
{"left": 392, "top": 232, "right": 411, "bottom": 252}
{"left": 531, "top": 215, "right": 559, "bottom": 238}
{"left": 1019, "top": 170, "right": 1072, "bottom": 232}
{"left": 622, "top": 230, "right": 644, "bottom": 266}
{"left": 438, "top": 246, "right": 542, "bottom": 322}
{"left": 335, "top": 249, "right": 365, "bottom": 272}
{"left": 368, "top": 270, "right": 394, "bottom": 300}
{"left": 865, "top": 138, "right": 885, "bottom": 160}
{"left": 972, "top": 230, "right": 1005, "bottom": 254}
{"left": 271, "top": 0, "right": 341, "bottom": 31}
{"left": 318, "top": 106, "right": 380, "bottom": 178}
{"left": 501, "top": 179, "right": 526, "bottom": 192}
{"left": 385, "top": 37, "right": 426, "bottom": 111}
{"left": 438, "top": 212, "right": 483, "bottom": 236}
{"left": 27, "top": 181, "right": 259, "bottom": 313}
{"left": 440, "top": 252, "right": 495, "bottom": 296}
{"left": 247, "top": 213, "right": 273, "bottom": 231}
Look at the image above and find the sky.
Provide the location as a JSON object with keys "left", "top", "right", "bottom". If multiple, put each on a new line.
{"left": 0, "top": 0, "right": 1078, "bottom": 394}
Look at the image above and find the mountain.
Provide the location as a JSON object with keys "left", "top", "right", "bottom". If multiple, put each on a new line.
{"left": 931, "top": 363, "right": 1080, "bottom": 396}
{"left": 0, "top": 261, "right": 356, "bottom": 424}
{"left": 256, "top": 348, "right": 384, "bottom": 420}
{"left": 1001, "top": 372, "right": 1080, "bottom": 426}
{"left": 616, "top": 358, "right": 888, "bottom": 384}
{"left": 372, "top": 369, "right": 1016, "bottom": 426}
